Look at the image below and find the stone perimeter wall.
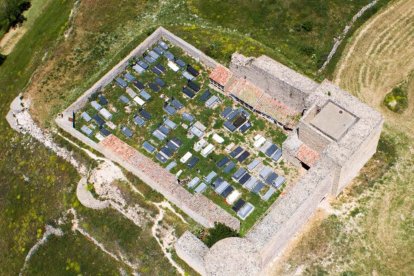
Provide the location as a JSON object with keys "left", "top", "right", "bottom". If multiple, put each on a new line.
{"left": 56, "top": 27, "right": 239, "bottom": 230}
{"left": 56, "top": 27, "right": 383, "bottom": 275}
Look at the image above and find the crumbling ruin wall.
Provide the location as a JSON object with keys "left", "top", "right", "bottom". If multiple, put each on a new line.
{"left": 229, "top": 54, "right": 316, "bottom": 113}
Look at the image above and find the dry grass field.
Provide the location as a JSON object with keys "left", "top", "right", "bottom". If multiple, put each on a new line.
{"left": 334, "top": 0, "right": 414, "bottom": 135}
{"left": 272, "top": 1, "right": 414, "bottom": 274}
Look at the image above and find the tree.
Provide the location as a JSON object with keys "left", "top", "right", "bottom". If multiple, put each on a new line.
{"left": 204, "top": 222, "right": 239, "bottom": 248}
{"left": 0, "top": 1, "right": 31, "bottom": 35}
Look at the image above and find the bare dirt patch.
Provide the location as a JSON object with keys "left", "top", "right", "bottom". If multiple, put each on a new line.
{"left": 0, "top": 26, "right": 26, "bottom": 55}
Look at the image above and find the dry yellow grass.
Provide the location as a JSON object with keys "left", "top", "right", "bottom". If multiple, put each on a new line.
{"left": 334, "top": 0, "right": 414, "bottom": 136}
{"left": 269, "top": 1, "right": 414, "bottom": 274}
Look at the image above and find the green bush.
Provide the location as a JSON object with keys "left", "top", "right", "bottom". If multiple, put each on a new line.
{"left": 383, "top": 85, "right": 408, "bottom": 113}
{"left": 203, "top": 222, "right": 240, "bottom": 248}
{"left": 0, "top": 53, "right": 6, "bottom": 65}
{"left": 0, "top": 1, "right": 31, "bottom": 36}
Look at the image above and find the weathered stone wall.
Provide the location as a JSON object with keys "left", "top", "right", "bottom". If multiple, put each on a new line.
{"left": 247, "top": 159, "right": 333, "bottom": 266}
{"left": 159, "top": 27, "right": 219, "bottom": 69}
{"left": 175, "top": 231, "right": 209, "bottom": 276}
{"left": 297, "top": 121, "right": 331, "bottom": 152}
{"left": 229, "top": 54, "right": 317, "bottom": 113}
{"left": 332, "top": 119, "right": 383, "bottom": 195}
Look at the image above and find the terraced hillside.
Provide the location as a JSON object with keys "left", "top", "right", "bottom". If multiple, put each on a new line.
{"left": 334, "top": 0, "right": 414, "bottom": 135}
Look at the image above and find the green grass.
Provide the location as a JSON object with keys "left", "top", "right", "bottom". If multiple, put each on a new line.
{"left": 188, "top": 0, "right": 387, "bottom": 78}
{"left": 0, "top": 1, "right": 83, "bottom": 275}
{"left": 383, "top": 84, "right": 409, "bottom": 113}
{"left": 76, "top": 207, "right": 177, "bottom": 275}
{"left": 23, "top": 232, "right": 128, "bottom": 275}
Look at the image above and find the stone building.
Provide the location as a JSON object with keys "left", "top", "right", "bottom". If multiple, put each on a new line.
{"left": 176, "top": 53, "right": 383, "bottom": 275}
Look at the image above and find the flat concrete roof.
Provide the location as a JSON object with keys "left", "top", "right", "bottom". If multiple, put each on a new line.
{"left": 310, "top": 101, "right": 357, "bottom": 141}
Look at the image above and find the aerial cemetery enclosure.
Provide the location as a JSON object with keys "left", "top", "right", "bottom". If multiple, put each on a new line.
{"left": 56, "top": 27, "right": 383, "bottom": 275}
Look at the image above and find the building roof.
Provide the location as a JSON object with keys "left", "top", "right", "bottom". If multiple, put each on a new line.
{"left": 199, "top": 90, "right": 211, "bottom": 102}
{"left": 119, "top": 95, "right": 130, "bottom": 104}
{"left": 310, "top": 101, "right": 357, "bottom": 141}
{"left": 81, "top": 125, "right": 93, "bottom": 136}
{"left": 126, "top": 87, "right": 137, "bottom": 98}
{"left": 230, "top": 146, "right": 243, "bottom": 158}
{"left": 237, "top": 151, "right": 250, "bottom": 163}
{"left": 116, "top": 77, "right": 127, "bottom": 88}
{"left": 182, "top": 87, "right": 195, "bottom": 98}
{"left": 133, "top": 80, "right": 145, "bottom": 90}
{"left": 124, "top": 73, "right": 136, "bottom": 82}
{"left": 182, "top": 71, "right": 194, "bottom": 81}
{"left": 205, "top": 95, "right": 219, "bottom": 108}
{"left": 121, "top": 126, "right": 133, "bottom": 138}
{"left": 92, "top": 114, "right": 105, "bottom": 126}
{"left": 133, "top": 115, "right": 145, "bottom": 126}
{"left": 140, "top": 109, "right": 152, "bottom": 120}
{"left": 143, "top": 141, "right": 156, "bottom": 153}
{"left": 237, "top": 202, "right": 255, "bottom": 220}
{"left": 133, "top": 64, "right": 145, "bottom": 74}
{"left": 155, "top": 77, "right": 165, "bottom": 87}
{"left": 137, "top": 60, "right": 149, "bottom": 69}
{"left": 233, "top": 53, "right": 318, "bottom": 96}
{"left": 164, "top": 105, "right": 176, "bottom": 115}
{"left": 153, "top": 46, "right": 164, "bottom": 55}
{"left": 188, "top": 80, "right": 200, "bottom": 92}
{"left": 209, "top": 65, "right": 233, "bottom": 87}
{"left": 165, "top": 161, "right": 177, "bottom": 171}
{"left": 100, "top": 128, "right": 111, "bottom": 137}
{"left": 175, "top": 59, "right": 186, "bottom": 68}
{"left": 158, "top": 40, "right": 169, "bottom": 50}
{"left": 187, "top": 65, "right": 199, "bottom": 77}
{"left": 171, "top": 99, "right": 184, "bottom": 110}
{"left": 140, "top": 90, "right": 151, "bottom": 100}
{"left": 98, "top": 95, "right": 108, "bottom": 105}
{"left": 81, "top": 112, "right": 92, "bottom": 122}
{"left": 194, "top": 182, "right": 207, "bottom": 193}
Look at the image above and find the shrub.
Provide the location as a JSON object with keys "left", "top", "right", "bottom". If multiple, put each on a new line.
{"left": 0, "top": 54, "right": 6, "bottom": 66}
{"left": 383, "top": 85, "right": 408, "bottom": 113}
{"left": 203, "top": 222, "right": 240, "bottom": 248}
